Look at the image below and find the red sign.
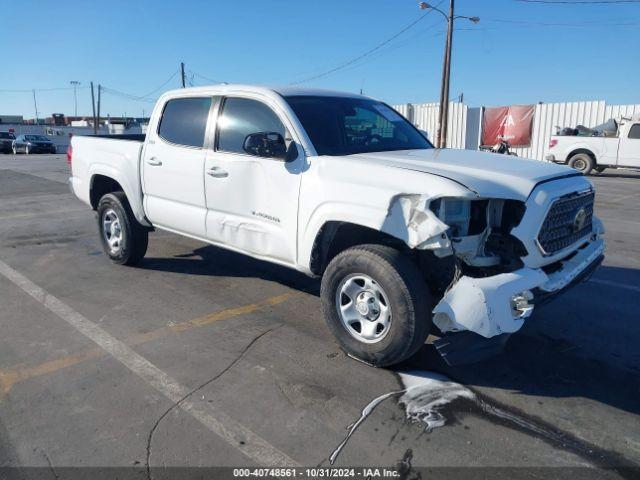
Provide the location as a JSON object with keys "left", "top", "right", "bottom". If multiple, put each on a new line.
{"left": 482, "top": 105, "right": 535, "bottom": 147}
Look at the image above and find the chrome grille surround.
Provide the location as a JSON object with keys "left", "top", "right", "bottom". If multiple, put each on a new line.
{"left": 536, "top": 190, "right": 595, "bottom": 256}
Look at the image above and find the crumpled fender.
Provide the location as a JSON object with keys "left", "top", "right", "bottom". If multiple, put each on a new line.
{"left": 381, "top": 193, "right": 474, "bottom": 256}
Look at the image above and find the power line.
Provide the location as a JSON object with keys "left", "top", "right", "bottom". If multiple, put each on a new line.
{"left": 100, "top": 86, "right": 157, "bottom": 103}
{"left": 290, "top": 2, "right": 446, "bottom": 85}
{"left": 516, "top": 0, "right": 640, "bottom": 4}
{"left": 191, "top": 71, "right": 225, "bottom": 84}
{"left": 0, "top": 86, "right": 90, "bottom": 93}
{"left": 137, "top": 70, "right": 180, "bottom": 98}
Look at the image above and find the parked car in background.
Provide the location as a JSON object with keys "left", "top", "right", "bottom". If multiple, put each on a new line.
{"left": 0, "top": 131, "right": 16, "bottom": 153}
{"left": 546, "top": 116, "right": 640, "bottom": 174}
{"left": 12, "top": 134, "right": 57, "bottom": 155}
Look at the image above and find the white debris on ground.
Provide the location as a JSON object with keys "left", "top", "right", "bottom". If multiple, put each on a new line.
{"left": 329, "top": 370, "right": 474, "bottom": 464}
{"left": 398, "top": 371, "right": 476, "bottom": 432}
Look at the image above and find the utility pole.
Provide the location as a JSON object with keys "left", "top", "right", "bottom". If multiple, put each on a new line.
{"left": 419, "top": 2, "right": 479, "bottom": 148}
{"left": 97, "top": 85, "right": 102, "bottom": 133}
{"left": 91, "top": 82, "right": 97, "bottom": 134}
{"left": 439, "top": 0, "right": 454, "bottom": 149}
{"left": 32, "top": 90, "right": 39, "bottom": 124}
{"left": 181, "top": 62, "right": 186, "bottom": 88}
{"left": 70, "top": 81, "right": 80, "bottom": 117}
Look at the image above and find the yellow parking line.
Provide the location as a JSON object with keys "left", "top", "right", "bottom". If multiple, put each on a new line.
{"left": 0, "top": 292, "right": 298, "bottom": 399}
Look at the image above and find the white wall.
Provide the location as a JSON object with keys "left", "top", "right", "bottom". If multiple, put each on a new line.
{"left": 393, "top": 102, "right": 467, "bottom": 149}
{"left": 393, "top": 100, "right": 640, "bottom": 161}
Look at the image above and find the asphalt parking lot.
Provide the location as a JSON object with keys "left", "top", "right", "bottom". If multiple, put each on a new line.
{"left": 0, "top": 154, "right": 639, "bottom": 477}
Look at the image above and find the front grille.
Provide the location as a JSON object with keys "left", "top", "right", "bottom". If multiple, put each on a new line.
{"left": 537, "top": 190, "right": 594, "bottom": 255}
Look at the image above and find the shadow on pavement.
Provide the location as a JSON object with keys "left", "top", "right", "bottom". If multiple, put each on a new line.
{"left": 138, "top": 245, "right": 640, "bottom": 417}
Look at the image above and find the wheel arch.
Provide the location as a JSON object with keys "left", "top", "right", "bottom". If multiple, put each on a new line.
{"left": 90, "top": 174, "right": 124, "bottom": 209}
{"left": 309, "top": 221, "right": 409, "bottom": 276}
{"left": 567, "top": 148, "right": 597, "bottom": 165}
{"left": 88, "top": 167, "right": 151, "bottom": 227}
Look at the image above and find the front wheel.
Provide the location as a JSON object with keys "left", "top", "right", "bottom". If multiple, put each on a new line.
{"left": 320, "top": 244, "right": 432, "bottom": 367}
{"left": 97, "top": 192, "right": 148, "bottom": 265}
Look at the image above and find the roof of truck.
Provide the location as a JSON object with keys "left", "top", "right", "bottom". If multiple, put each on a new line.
{"left": 161, "top": 84, "right": 369, "bottom": 100}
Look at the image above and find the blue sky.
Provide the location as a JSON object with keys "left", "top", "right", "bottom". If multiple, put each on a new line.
{"left": 1, "top": 0, "right": 639, "bottom": 117}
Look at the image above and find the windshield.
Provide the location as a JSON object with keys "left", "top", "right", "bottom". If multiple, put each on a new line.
{"left": 285, "top": 96, "right": 432, "bottom": 156}
{"left": 24, "top": 135, "right": 50, "bottom": 141}
{"left": 0, "top": 132, "right": 15, "bottom": 139}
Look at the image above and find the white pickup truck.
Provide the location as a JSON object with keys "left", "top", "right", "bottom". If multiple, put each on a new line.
{"left": 546, "top": 116, "right": 640, "bottom": 175}
{"left": 69, "top": 85, "right": 605, "bottom": 366}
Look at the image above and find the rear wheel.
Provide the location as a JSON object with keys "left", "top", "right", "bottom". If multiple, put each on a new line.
{"left": 568, "top": 153, "right": 594, "bottom": 175}
{"left": 320, "top": 244, "right": 431, "bottom": 367}
{"left": 97, "top": 192, "right": 148, "bottom": 265}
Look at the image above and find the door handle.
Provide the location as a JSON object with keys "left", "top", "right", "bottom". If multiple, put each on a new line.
{"left": 146, "top": 157, "right": 162, "bottom": 166}
{"left": 207, "top": 166, "right": 229, "bottom": 178}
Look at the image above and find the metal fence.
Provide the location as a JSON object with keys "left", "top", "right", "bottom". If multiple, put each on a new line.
{"left": 393, "top": 100, "right": 640, "bottom": 161}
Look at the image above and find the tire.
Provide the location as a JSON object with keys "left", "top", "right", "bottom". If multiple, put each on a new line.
{"left": 320, "top": 244, "right": 432, "bottom": 367}
{"left": 568, "top": 153, "right": 594, "bottom": 175}
{"left": 594, "top": 166, "right": 606, "bottom": 173}
{"left": 96, "top": 192, "right": 148, "bottom": 266}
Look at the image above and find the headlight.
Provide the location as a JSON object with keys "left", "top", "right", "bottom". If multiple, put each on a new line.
{"left": 431, "top": 198, "right": 472, "bottom": 237}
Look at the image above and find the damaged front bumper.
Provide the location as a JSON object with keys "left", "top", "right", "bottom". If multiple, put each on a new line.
{"left": 432, "top": 236, "right": 605, "bottom": 365}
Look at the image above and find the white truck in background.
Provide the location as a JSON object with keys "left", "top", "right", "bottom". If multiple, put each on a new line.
{"left": 68, "top": 84, "right": 605, "bottom": 367}
{"left": 546, "top": 116, "right": 640, "bottom": 175}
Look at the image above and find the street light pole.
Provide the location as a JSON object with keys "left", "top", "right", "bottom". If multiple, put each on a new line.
{"left": 439, "top": 0, "right": 454, "bottom": 149}
{"left": 419, "top": 2, "right": 479, "bottom": 148}
{"left": 70, "top": 81, "right": 80, "bottom": 117}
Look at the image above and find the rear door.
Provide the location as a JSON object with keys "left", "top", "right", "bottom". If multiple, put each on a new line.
{"left": 617, "top": 123, "right": 640, "bottom": 167}
{"left": 142, "top": 96, "right": 214, "bottom": 237}
{"left": 203, "top": 95, "right": 304, "bottom": 264}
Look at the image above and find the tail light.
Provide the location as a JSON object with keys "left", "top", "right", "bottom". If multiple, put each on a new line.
{"left": 66, "top": 144, "right": 73, "bottom": 168}
{"left": 549, "top": 139, "right": 558, "bottom": 149}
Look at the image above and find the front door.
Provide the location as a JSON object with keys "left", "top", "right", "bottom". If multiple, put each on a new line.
{"left": 142, "top": 96, "right": 213, "bottom": 237}
{"left": 618, "top": 123, "right": 640, "bottom": 168}
{"left": 203, "top": 96, "right": 304, "bottom": 264}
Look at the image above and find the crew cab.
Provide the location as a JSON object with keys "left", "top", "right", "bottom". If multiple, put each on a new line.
{"left": 546, "top": 116, "right": 640, "bottom": 175}
{"left": 69, "top": 85, "right": 605, "bottom": 366}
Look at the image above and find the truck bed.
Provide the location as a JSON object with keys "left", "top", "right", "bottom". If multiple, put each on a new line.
{"left": 89, "top": 134, "right": 146, "bottom": 142}
{"left": 69, "top": 134, "right": 147, "bottom": 225}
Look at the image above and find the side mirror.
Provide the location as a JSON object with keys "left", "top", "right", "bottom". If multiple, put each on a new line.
{"left": 419, "top": 129, "right": 429, "bottom": 140}
{"left": 243, "top": 132, "right": 287, "bottom": 159}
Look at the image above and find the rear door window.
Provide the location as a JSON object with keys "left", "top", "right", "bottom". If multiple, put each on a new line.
{"left": 628, "top": 124, "right": 640, "bottom": 139}
{"left": 158, "top": 97, "right": 212, "bottom": 148}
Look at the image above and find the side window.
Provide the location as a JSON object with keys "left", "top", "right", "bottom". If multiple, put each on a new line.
{"left": 158, "top": 97, "right": 212, "bottom": 147}
{"left": 629, "top": 124, "right": 640, "bottom": 140}
{"left": 217, "top": 97, "right": 286, "bottom": 155}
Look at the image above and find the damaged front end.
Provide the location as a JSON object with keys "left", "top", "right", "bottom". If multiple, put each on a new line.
{"left": 388, "top": 182, "right": 605, "bottom": 366}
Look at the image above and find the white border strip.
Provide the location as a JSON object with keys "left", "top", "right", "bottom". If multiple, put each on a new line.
{"left": 0, "top": 259, "right": 297, "bottom": 467}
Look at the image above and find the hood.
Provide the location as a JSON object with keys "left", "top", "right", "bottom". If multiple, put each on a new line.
{"left": 348, "top": 149, "right": 579, "bottom": 200}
